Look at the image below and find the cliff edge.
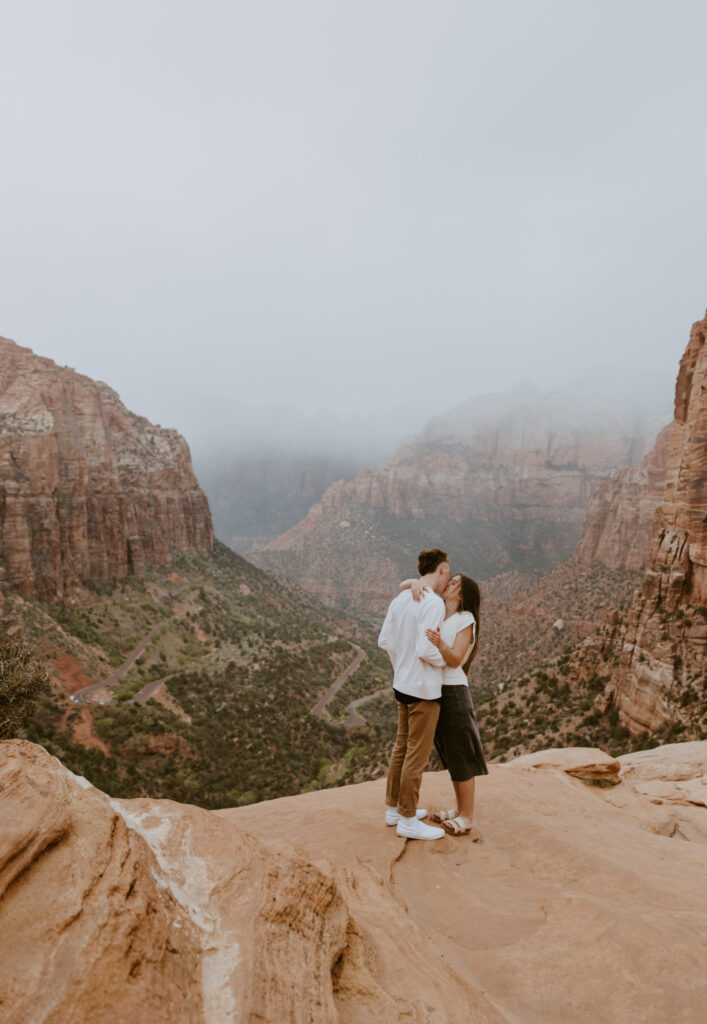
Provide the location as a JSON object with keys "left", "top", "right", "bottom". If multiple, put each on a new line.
{"left": 607, "top": 314, "right": 707, "bottom": 732}
{"left": 2, "top": 739, "right": 706, "bottom": 1023}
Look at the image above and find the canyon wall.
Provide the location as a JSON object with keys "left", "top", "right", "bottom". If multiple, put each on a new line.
{"left": 0, "top": 337, "right": 213, "bottom": 600}
{"left": 607, "top": 314, "right": 707, "bottom": 733}
{"left": 574, "top": 424, "right": 671, "bottom": 571}
{"left": 195, "top": 451, "right": 363, "bottom": 553}
{"left": 253, "top": 381, "right": 669, "bottom": 617}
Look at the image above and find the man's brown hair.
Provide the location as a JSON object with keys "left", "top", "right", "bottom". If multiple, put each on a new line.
{"left": 417, "top": 548, "right": 448, "bottom": 575}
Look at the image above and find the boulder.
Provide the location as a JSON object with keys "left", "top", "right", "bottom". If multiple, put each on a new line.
{"left": 509, "top": 745, "right": 621, "bottom": 782}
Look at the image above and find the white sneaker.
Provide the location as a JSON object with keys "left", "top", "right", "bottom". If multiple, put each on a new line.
{"left": 396, "top": 816, "right": 445, "bottom": 840}
{"left": 385, "top": 808, "right": 427, "bottom": 827}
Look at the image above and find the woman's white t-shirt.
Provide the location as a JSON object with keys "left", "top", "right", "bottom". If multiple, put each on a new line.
{"left": 440, "top": 611, "right": 476, "bottom": 686}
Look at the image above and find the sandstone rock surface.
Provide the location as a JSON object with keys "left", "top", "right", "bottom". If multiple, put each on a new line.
{"left": 3, "top": 739, "right": 706, "bottom": 1023}
{"left": 509, "top": 745, "right": 621, "bottom": 782}
{"left": 618, "top": 741, "right": 707, "bottom": 807}
{"left": 574, "top": 423, "right": 671, "bottom": 570}
{"left": 0, "top": 740, "right": 204, "bottom": 1023}
{"left": 608, "top": 314, "right": 707, "bottom": 733}
{"left": 0, "top": 337, "right": 213, "bottom": 599}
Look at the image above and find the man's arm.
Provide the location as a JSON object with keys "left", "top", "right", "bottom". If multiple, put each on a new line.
{"left": 378, "top": 603, "right": 397, "bottom": 668}
{"left": 415, "top": 596, "right": 446, "bottom": 667}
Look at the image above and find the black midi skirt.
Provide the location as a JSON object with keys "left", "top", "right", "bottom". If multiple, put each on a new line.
{"left": 434, "top": 684, "right": 489, "bottom": 782}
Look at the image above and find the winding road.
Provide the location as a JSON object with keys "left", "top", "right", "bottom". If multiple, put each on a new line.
{"left": 338, "top": 686, "right": 391, "bottom": 727}
{"left": 311, "top": 642, "right": 366, "bottom": 718}
{"left": 311, "top": 641, "right": 392, "bottom": 728}
{"left": 70, "top": 607, "right": 390, "bottom": 726}
{"left": 70, "top": 590, "right": 201, "bottom": 706}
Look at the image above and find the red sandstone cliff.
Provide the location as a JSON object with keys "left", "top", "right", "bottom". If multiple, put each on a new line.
{"left": 608, "top": 314, "right": 707, "bottom": 732}
{"left": 0, "top": 337, "right": 213, "bottom": 600}
{"left": 574, "top": 424, "right": 672, "bottom": 571}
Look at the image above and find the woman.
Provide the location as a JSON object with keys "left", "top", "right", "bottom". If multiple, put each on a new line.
{"left": 408, "top": 572, "right": 488, "bottom": 836}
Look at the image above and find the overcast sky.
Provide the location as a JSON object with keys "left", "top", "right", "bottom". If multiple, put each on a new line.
{"left": 1, "top": 1, "right": 705, "bottom": 457}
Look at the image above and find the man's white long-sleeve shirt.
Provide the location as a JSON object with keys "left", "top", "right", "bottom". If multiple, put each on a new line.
{"left": 378, "top": 589, "right": 446, "bottom": 701}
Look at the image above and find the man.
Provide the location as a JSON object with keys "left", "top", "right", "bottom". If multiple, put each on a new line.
{"left": 378, "top": 548, "right": 449, "bottom": 840}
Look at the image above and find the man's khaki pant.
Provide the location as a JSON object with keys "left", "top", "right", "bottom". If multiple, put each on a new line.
{"left": 385, "top": 699, "right": 440, "bottom": 818}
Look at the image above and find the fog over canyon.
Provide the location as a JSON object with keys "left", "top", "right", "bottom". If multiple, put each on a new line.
{"left": 199, "top": 369, "right": 672, "bottom": 560}
{"left": 1, "top": 311, "right": 705, "bottom": 1024}
{"left": 2, "top": 4, "right": 707, "bottom": 1021}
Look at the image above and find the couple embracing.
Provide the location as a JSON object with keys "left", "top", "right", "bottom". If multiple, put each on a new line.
{"left": 378, "top": 548, "right": 488, "bottom": 841}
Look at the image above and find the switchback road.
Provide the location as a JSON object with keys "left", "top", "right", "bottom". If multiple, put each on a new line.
{"left": 71, "top": 590, "right": 201, "bottom": 705}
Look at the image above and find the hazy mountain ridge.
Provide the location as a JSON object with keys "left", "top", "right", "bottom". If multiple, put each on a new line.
{"left": 2, "top": 324, "right": 703, "bottom": 808}
{"left": 195, "top": 451, "right": 365, "bottom": 554}
{"left": 253, "top": 378, "right": 670, "bottom": 620}
{"left": 471, "top": 314, "right": 707, "bottom": 762}
{"left": 254, "top": 318, "right": 705, "bottom": 771}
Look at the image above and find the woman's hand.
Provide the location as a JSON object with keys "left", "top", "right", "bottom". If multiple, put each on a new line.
{"left": 425, "top": 627, "right": 442, "bottom": 648}
{"left": 411, "top": 580, "right": 429, "bottom": 603}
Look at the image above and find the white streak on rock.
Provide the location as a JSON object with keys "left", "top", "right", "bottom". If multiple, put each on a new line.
{"left": 110, "top": 801, "right": 240, "bottom": 1023}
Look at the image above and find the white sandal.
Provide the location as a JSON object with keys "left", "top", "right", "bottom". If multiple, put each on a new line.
{"left": 442, "top": 816, "right": 472, "bottom": 836}
{"left": 431, "top": 808, "right": 458, "bottom": 823}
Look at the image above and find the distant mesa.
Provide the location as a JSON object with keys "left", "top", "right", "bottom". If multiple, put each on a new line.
{"left": 194, "top": 449, "right": 365, "bottom": 555}
{"left": 252, "top": 374, "right": 671, "bottom": 618}
{"left": 0, "top": 336, "right": 213, "bottom": 601}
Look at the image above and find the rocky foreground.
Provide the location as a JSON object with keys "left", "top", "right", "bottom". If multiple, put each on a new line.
{"left": 1, "top": 740, "right": 706, "bottom": 1024}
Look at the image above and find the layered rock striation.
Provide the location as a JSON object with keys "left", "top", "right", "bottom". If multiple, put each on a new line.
{"left": 574, "top": 423, "right": 671, "bottom": 570}
{"left": 608, "top": 314, "right": 707, "bottom": 733}
{"left": 0, "top": 338, "right": 213, "bottom": 599}
{"left": 0, "top": 740, "right": 205, "bottom": 1023}
{"left": 0, "top": 740, "right": 505, "bottom": 1024}
{"left": 3, "top": 738, "right": 706, "bottom": 1024}
{"left": 254, "top": 381, "right": 668, "bottom": 617}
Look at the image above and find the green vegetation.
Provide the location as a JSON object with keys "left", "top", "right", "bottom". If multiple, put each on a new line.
{"left": 15, "top": 542, "right": 400, "bottom": 806}
{"left": 474, "top": 618, "right": 707, "bottom": 763}
{"left": 0, "top": 633, "right": 50, "bottom": 738}
{"left": 10, "top": 540, "right": 705, "bottom": 807}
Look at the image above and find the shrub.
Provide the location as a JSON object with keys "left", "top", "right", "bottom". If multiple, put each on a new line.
{"left": 0, "top": 633, "right": 50, "bottom": 739}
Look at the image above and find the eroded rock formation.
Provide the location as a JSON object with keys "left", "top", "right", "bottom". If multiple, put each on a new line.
{"left": 509, "top": 745, "right": 621, "bottom": 782}
{"left": 574, "top": 424, "right": 671, "bottom": 570}
{"left": 0, "top": 740, "right": 505, "bottom": 1024}
{"left": 0, "top": 338, "right": 213, "bottom": 599}
{"left": 608, "top": 314, "right": 707, "bottom": 732}
{"left": 0, "top": 740, "right": 204, "bottom": 1023}
{"left": 3, "top": 738, "right": 706, "bottom": 1024}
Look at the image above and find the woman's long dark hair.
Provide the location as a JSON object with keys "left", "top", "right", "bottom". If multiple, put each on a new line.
{"left": 457, "top": 574, "right": 481, "bottom": 672}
